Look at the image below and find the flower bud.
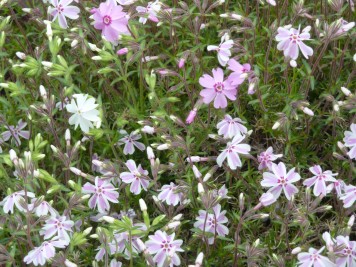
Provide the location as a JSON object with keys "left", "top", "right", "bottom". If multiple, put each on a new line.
{"left": 197, "top": 183, "right": 204, "bottom": 194}
{"left": 16, "top": 52, "right": 26, "bottom": 60}
{"left": 117, "top": 48, "right": 128, "bottom": 55}
{"left": 178, "top": 58, "right": 185, "bottom": 69}
{"left": 142, "top": 125, "right": 155, "bottom": 134}
{"left": 139, "top": 199, "right": 147, "bottom": 211}
{"left": 186, "top": 108, "right": 197, "bottom": 124}
{"left": 291, "top": 247, "right": 301, "bottom": 254}
{"left": 272, "top": 121, "right": 280, "bottom": 130}
{"left": 348, "top": 215, "right": 355, "bottom": 228}
{"left": 341, "top": 87, "right": 352, "bottom": 97}
{"left": 192, "top": 165, "right": 202, "bottom": 179}
{"left": 195, "top": 252, "right": 204, "bottom": 265}
{"left": 70, "top": 39, "right": 78, "bottom": 48}
{"left": 102, "top": 216, "right": 116, "bottom": 224}
{"left": 290, "top": 59, "right": 297, "bottom": 68}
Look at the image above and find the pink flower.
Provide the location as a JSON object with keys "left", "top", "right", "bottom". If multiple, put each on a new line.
{"left": 259, "top": 192, "right": 276, "bottom": 207}
{"left": 117, "top": 130, "right": 146, "bottom": 155}
{"left": 336, "top": 20, "right": 355, "bottom": 36}
{"left": 217, "top": 114, "right": 247, "bottom": 139}
{"left": 29, "top": 199, "right": 57, "bottom": 217}
{"left": 335, "top": 236, "right": 356, "bottom": 267}
{"left": 343, "top": 123, "right": 356, "bottom": 159}
{"left": 340, "top": 184, "right": 356, "bottom": 208}
{"left": 136, "top": 1, "right": 161, "bottom": 24}
{"left": 49, "top": 0, "right": 80, "bottom": 29}
{"left": 227, "top": 59, "right": 251, "bottom": 86}
{"left": 0, "top": 190, "right": 35, "bottom": 214}
{"left": 297, "top": 247, "right": 335, "bottom": 267}
{"left": 194, "top": 204, "right": 229, "bottom": 244}
{"left": 23, "top": 239, "right": 68, "bottom": 266}
{"left": 199, "top": 68, "right": 237, "bottom": 109}
{"left": 145, "top": 230, "right": 184, "bottom": 267}
{"left": 178, "top": 58, "right": 185, "bottom": 69}
{"left": 216, "top": 135, "right": 251, "bottom": 170}
{"left": 158, "top": 182, "right": 183, "bottom": 206}
{"left": 266, "top": 0, "right": 276, "bottom": 6}
{"left": 303, "top": 165, "right": 337, "bottom": 196}
{"left": 82, "top": 177, "right": 119, "bottom": 213}
{"left": 117, "top": 47, "right": 128, "bottom": 55}
{"left": 257, "top": 147, "right": 283, "bottom": 171}
{"left": 1, "top": 119, "right": 30, "bottom": 146}
{"left": 275, "top": 25, "right": 313, "bottom": 60}
{"left": 40, "top": 215, "right": 74, "bottom": 243}
{"left": 92, "top": 0, "right": 129, "bottom": 43}
{"left": 120, "top": 160, "right": 149, "bottom": 195}
{"left": 207, "top": 33, "right": 234, "bottom": 66}
{"left": 326, "top": 179, "right": 345, "bottom": 197}
{"left": 261, "top": 162, "right": 300, "bottom": 200}
{"left": 186, "top": 108, "right": 197, "bottom": 124}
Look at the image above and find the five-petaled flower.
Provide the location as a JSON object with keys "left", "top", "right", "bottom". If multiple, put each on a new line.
{"left": 136, "top": 1, "right": 161, "bottom": 24}
{"left": 82, "top": 177, "right": 119, "bottom": 213}
{"left": 297, "top": 247, "right": 335, "bottom": 267}
{"left": 261, "top": 162, "right": 300, "bottom": 200}
{"left": 227, "top": 59, "right": 251, "bottom": 86}
{"left": 217, "top": 114, "right": 248, "bottom": 139}
{"left": 145, "top": 230, "right": 184, "bottom": 267}
{"left": 40, "top": 215, "right": 74, "bottom": 243}
{"left": 194, "top": 204, "right": 229, "bottom": 244}
{"left": 49, "top": 0, "right": 80, "bottom": 29}
{"left": 216, "top": 134, "right": 251, "bottom": 170}
{"left": 66, "top": 94, "right": 101, "bottom": 133}
{"left": 117, "top": 130, "right": 146, "bottom": 155}
{"left": 207, "top": 33, "right": 234, "bottom": 66}
{"left": 275, "top": 25, "right": 313, "bottom": 60}
{"left": 343, "top": 123, "right": 356, "bottom": 159}
{"left": 120, "top": 159, "right": 150, "bottom": 195}
{"left": 303, "top": 165, "right": 338, "bottom": 196}
{"left": 257, "top": 147, "right": 283, "bottom": 171}
{"left": 0, "top": 190, "right": 35, "bottom": 214}
{"left": 92, "top": 0, "right": 130, "bottom": 43}
{"left": 199, "top": 68, "right": 237, "bottom": 109}
{"left": 158, "top": 182, "right": 183, "bottom": 206}
{"left": 339, "top": 184, "right": 356, "bottom": 208}
{"left": 1, "top": 119, "right": 30, "bottom": 146}
{"left": 335, "top": 235, "right": 356, "bottom": 267}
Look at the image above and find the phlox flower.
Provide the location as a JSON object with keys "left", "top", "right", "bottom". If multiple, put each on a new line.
{"left": 326, "top": 179, "right": 345, "bottom": 197}
{"left": 199, "top": 68, "right": 237, "bottom": 109}
{"left": 40, "top": 215, "right": 74, "bottom": 243}
{"left": 0, "top": 190, "right": 35, "bottom": 214}
{"left": 55, "top": 97, "right": 70, "bottom": 111}
{"left": 49, "top": 0, "right": 80, "bottom": 29}
{"left": 158, "top": 182, "right": 183, "bottom": 206}
{"left": 343, "top": 123, "right": 356, "bottom": 159}
{"left": 335, "top": 236, "right": 356, "bottom": 267}
{"left": 340, "top": 184, "right": 356, "bottom": 208}
{"left": 257, "top": 147, "right": 283, "bottom": 171}
{"left": 1, "top": 119, "right": 30, "bottom": 146}
{"left": 207, "top": 33, "right": 234, "bottom": 66}
{"left": 29, "top": 199, "right": 57, "bottom": 217}
{"left": 145, "top": 230, "right": 184, "bottom": 267}
{"left": 227, "top": 59, "right": 251, "bottom": 86}
{"left": 110, "top": 259, "right": 123, "bottom": 267}
{"left": 117, "top": 130, "right": 145, "bottom": 155}
{"left": 23, "top": 238, "right": 68, "bottom": 266}
{"left": 66, "top": 94, "right": 101, "bottom": 133}
{"left": 82, "top": 177, "right": 119, "bottom": 213}
{"left": 136, "top": 1, "right": 161, "bottom": 24}
{"left": 303, "top": 165, "right": 337, "bottom": 196}
{"left": 194, "top": 204, "right": 229, "bottom": 244}
{"left": 92, "top": 0, "right": 130, "bottom": 43}
{"left": 261, "top": 162, "right": 300, "bottom": 200}
{"left": 336, "top": 19, "right": 355, "bottom": 36}
{"left": 276, "top": 25, "right": 313, "bottom": 60}
{"left": 120, "top": 159, "right": 150, "bottom": 195}
{"left": 212, "top": 185, "right": 230, "bottom": 199}
{"left": 217, "top": 114, "right": 248, "bottom": 139}
{"left": 216, "top": 134, "right": 251, "bottom": 170}
{"left": 297, "top": 247, "right": 335, "bottom": 267}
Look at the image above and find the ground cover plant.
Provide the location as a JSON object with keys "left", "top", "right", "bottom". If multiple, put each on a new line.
{"left": 0, "top": 0, "right": 355, "bottom": 266}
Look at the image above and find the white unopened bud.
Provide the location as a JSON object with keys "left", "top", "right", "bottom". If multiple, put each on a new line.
{"left": 146, "top": 146, "right": 155, "bottom": 160}
{"left": 152, "top": 195, "right": 159, "bottom": 203}
{"left": 39, "top": 85, "right": 47, "bottom": 98}
{"left": 301, "top": 107, "right": 314, "bottom": 116}
{"left": 142, "top": 125, "right": 155, "bottom": 134}
{"left": 157, "top": 143, "right": 171, "bottom": 150}
{"left": 65, "top": 259, "right": 78, "bottom": 267}
{"left": 65, "top": 129, "right": 71, "bottom": 141}
{"left": 167, "top": 221, "right": 180, "bottom": 229}
{"left": 9, "top": 149, "right": 18, "bottom": 162}
{"left": 197, "top": 183, "right": 204, "bottom": 194}
{"left": 290, "top": 59, "right": 297, "bottom": 68}
{"left": 348, "top": 215, "right": 355, "bottom": 228}
{"left": 102, "top": 216, "right": 116, "bottom": 224}
{"left": 91, "top": 56, "right": 102, "bottom": 61}
{"left": 41, "top": 61, "right": 53, "bottom": 68}
{"left": 341, "top": 87, "right": 352, "bottom": 97}
{"left": 195, "top": 252, "right": 204, "bottom": 265}
{"left": 71, "top": 39, "right": 78, "bottom": 47}
{"left": 22, "top": 8, "right": 32, "bottom": 13}
{"left": 70, "top": 167, "right": 82, "bottom": 176}
{"left": 231, "top": 14, "right": 243, "bottom": 20}
{"left": 16, "top": 52, "right": 26, "bottom": 60}
{"left": 186, "top": 156, "right": 201, "bottom": 163}
{"left": 272, "top": 121, "right": 280, "bottom": 130}
{"left": 220, "top": 13, "right": 229, "bottom": 18}
{"left": 333, "top": 104, "right": 340, "bottom": 112}
{"left": 88, "top": 43, "right": 101, "bottom": 52}
{"left": 192, "top": 165, "right": 202, "bottom": 179}
{"left": 203, "top": 172, "right": 212, "bottom": 182}
{"left": 136, "top": 238, "right": 146, "bottom": 251}
{"left": 292, "top": 247, "right": 302, "bottom": 254}
{"left": 139, "top": 199, "right": 147, "bottom": 211}
{"left": 172, "top": 214, "right": 183, "bottom": 221}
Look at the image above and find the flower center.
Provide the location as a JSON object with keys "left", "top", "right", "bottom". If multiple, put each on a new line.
{"left": 57, "top": 4, "right": 64, "bottom": 13}
{"left": 278, "top": 176, "right": 286, "bottom": 185}
{"left": 214, "top": 82, "right": 224, "bottom": 93}
{"left": 103, "top": 15, "right": 112, "bottom": 26}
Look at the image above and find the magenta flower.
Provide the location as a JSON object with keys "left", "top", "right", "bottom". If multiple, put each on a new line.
{"left": 0, "top": 190, "right": 35, "bottom": 214}
{"left": 217, "top": 114, "right": 247, "bottom": 139}
{"left": 343, "top": 123, "right": 356, "bottom": 159}
{"left": 23, "top": 239, "right": 68, "bottom": 266}
{"left": 49, "top": 0, "right": 80, "bottom": 29}
{"left": 1, "top": 119, "right": 30, "bottom": 146}
{"left": 340, "top": 184, "right": 356, "bottom": 208}
{"left": 297, "top": 247, "right": 335, "bottom": 267}
{"left": 303, "top": 165, "right": 337, "bottom": 196}
{"left": 120, "top": 160, "right": 149, "bottom": 195}
{"left": 257, "top": 147, "right": 283, "bottom": 171}
{"left": 261, "top": 162, "right": 300, "bottom": 200}
{"left": 275, "top": 25, "right": 313, "bottom": 60}
{"left": 227, "top": 59, "right": 251, "bottom": 86}
{"left": 92, "top": 0, "right": 129, "bottom": 43}
{"left": 158, "top": 182, "right": 183, "bottom": 206}
{"left": 207, "top": 33, "right": 234, "bottom": 66}
{"left": 40, "top": 215, "right": 74, "bottom": 243}
{"left": 194, "top": 204, "right": 229, "bottom": 244}
{"left": 82, "top": 177, "right": 119, "bottom": 213}
{"left": 199, "top": 68, "right": 237, "bottom": 109}
{"left": 216, "top": 134, "right": 251, "bottom": 170}
{"left": 145, "top": 230, "right": 184, "bottom": 267}
{"left": 117, "top": 130, "right": 145, "bottom": 155}
{"left": 136, "top": 1, "right": 161, "bottom": 24}
{"left": 335, "top": 236, "right": 356, "bottom": 267}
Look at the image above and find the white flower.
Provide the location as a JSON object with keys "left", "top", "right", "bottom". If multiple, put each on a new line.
{"left": 66, "top": 94, "right": 100, "bottom": 133}
{"left": 207, "top": 33, "right": 234, "bottom": 66}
